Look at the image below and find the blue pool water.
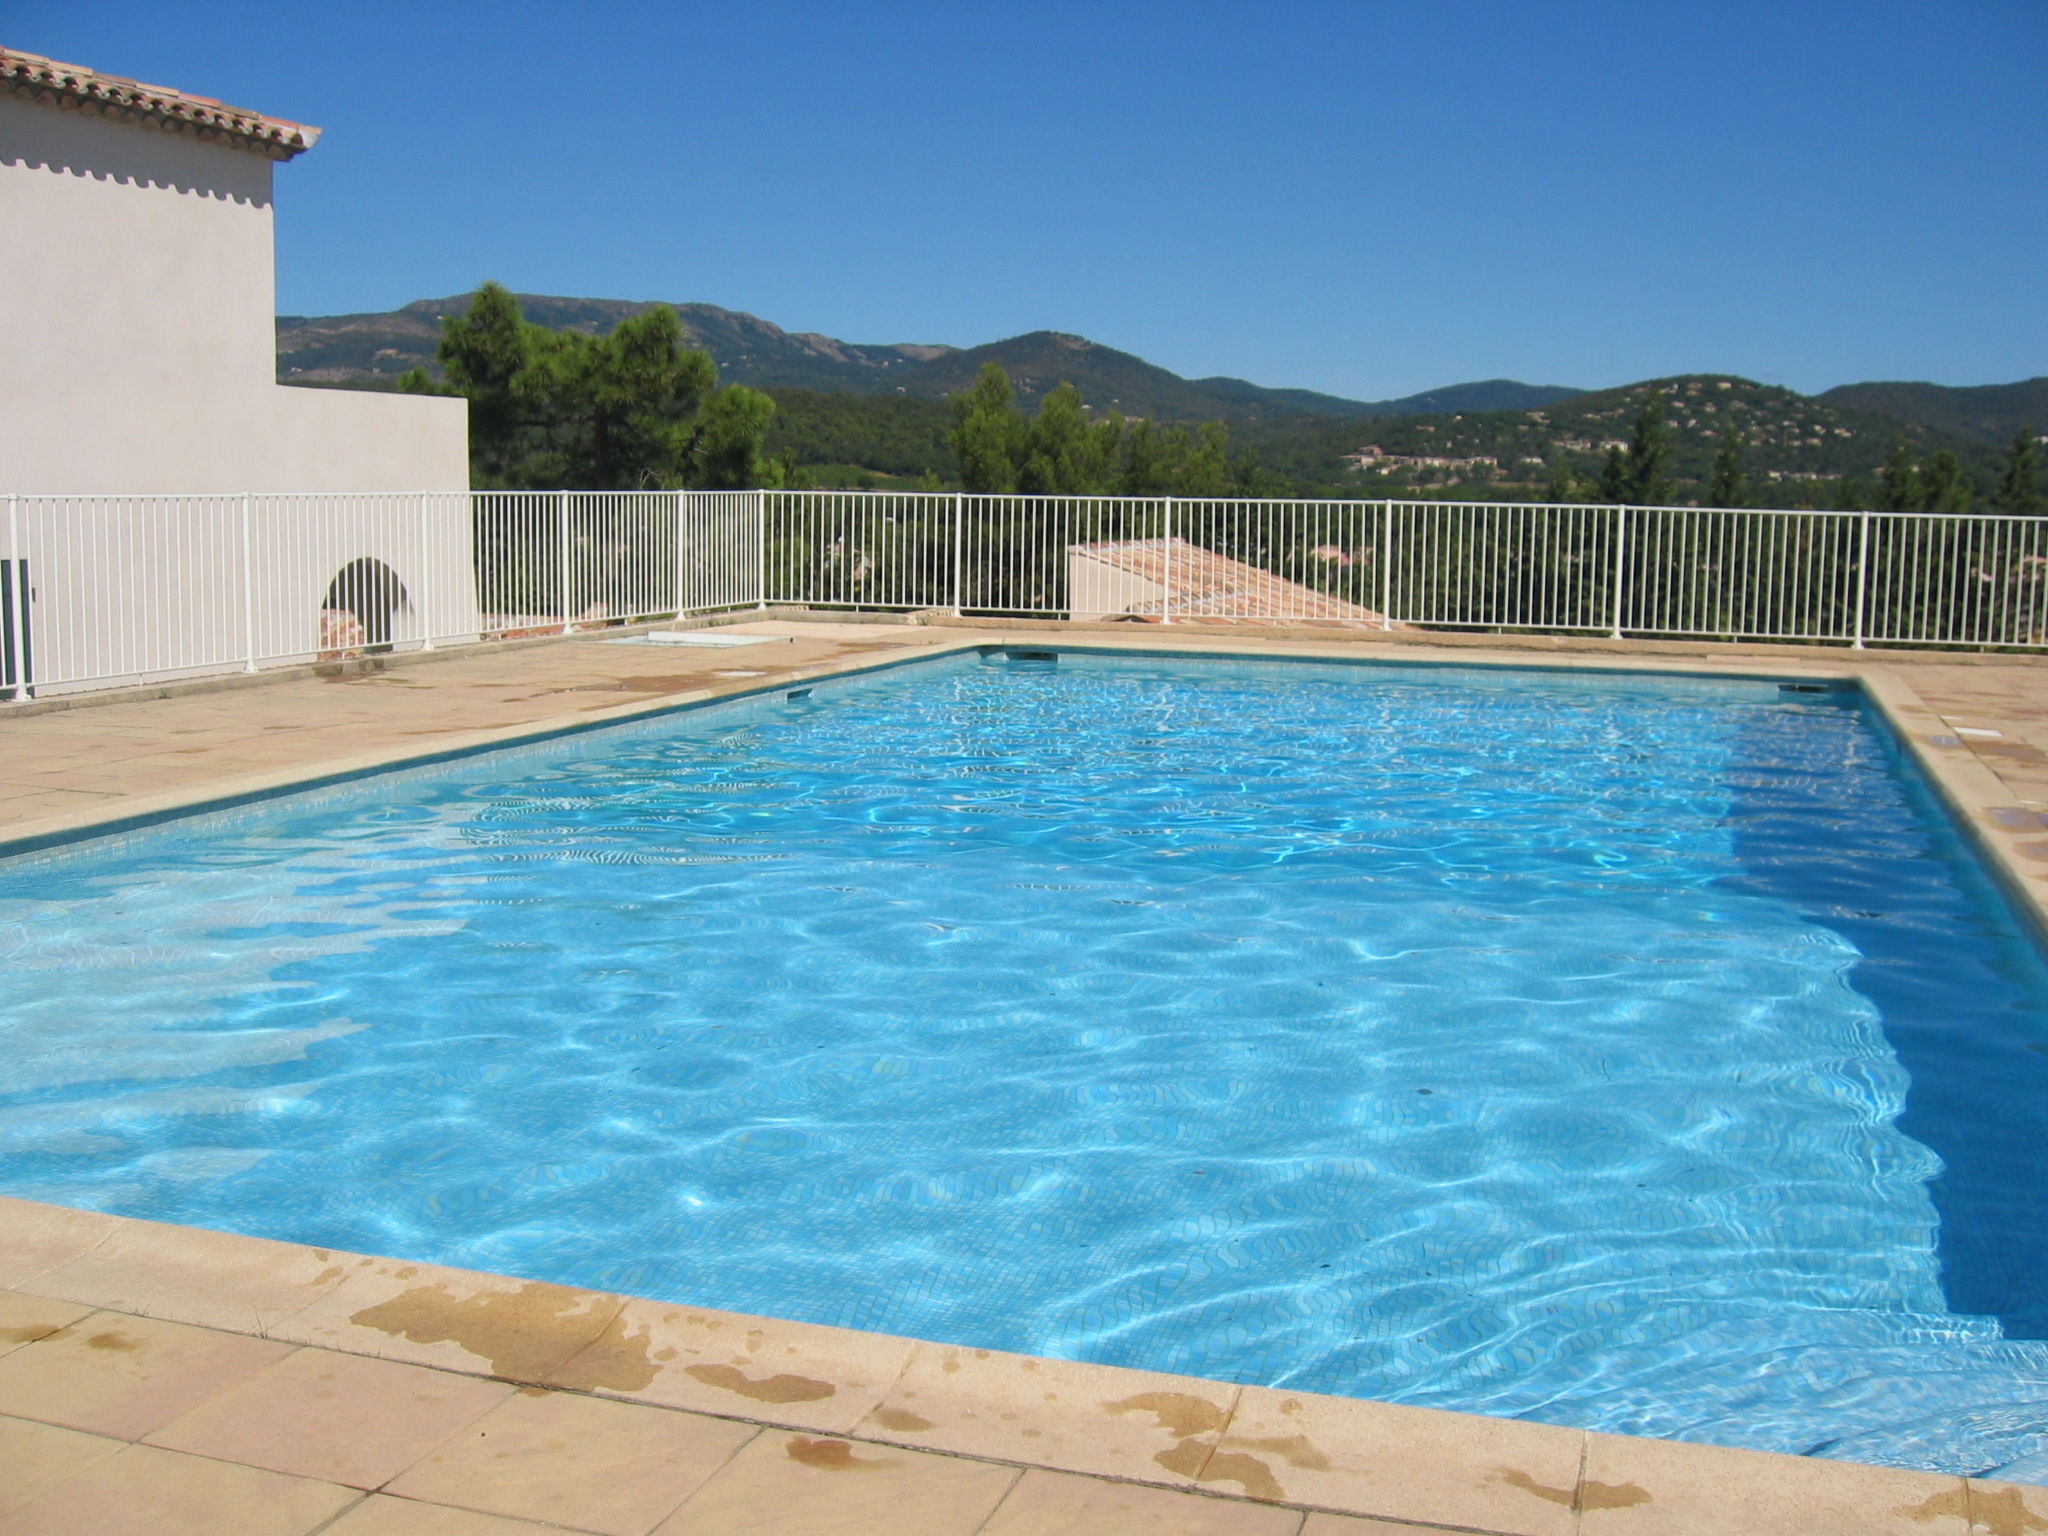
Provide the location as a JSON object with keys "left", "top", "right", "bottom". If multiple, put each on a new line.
{"left": 4, "top": 649, "right": 2048, "bottom": 1479}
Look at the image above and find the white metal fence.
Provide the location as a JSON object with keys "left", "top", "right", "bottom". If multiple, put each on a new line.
{"left": 4, "top": 490, "right": 2044, "bottom": 700}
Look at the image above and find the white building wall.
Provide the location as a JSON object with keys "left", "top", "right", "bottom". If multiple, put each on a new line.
{"left": 0, "top": 93, "right": 468, "bottom": 493}
{"left": 1068, "top": 550, "right": 1163, "bottom": 622}
{"left": 0, "top": 86, "right": 474, "bottom": 695}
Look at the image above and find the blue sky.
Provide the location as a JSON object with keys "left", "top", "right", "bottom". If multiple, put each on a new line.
{"left": 12, "top": 1, "right": 2044, "bottom": 399}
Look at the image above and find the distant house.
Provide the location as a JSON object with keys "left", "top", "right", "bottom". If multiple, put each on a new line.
{"left": 1344, "top": 446, "right": 1499, "bottom": 476}
{"left": 1067, "top": 538, "right": 1391, "bottom": 626}
{"left": 0, "top": 47, "right": 476, "bottom": 691}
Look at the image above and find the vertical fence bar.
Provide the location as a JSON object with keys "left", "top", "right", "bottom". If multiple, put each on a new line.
{"left": 417, "top": 492, "right": 437, "bottom": 649}
{"left": 4, "top": 493, "right": 23, "bottom": 701}
{"left": 1609, "top": 503, "right": 1630, "bottom": 640}
{"left": 671, "top": 489, "right": 687, "bottom": 618}
{"left": 556, "top": 490, "right": 573, "bottom": 635}
{"left": 1380, "top": 500, "right": 1396, "bottom": 628}
{"left": 951, "top": 491, "right": 964, "bottom": 615}
{"left": 1162, "top": 497, "right": 1175, "bottom": 624}
{"left": 754, "top": 490, "right": 769, "bottom": 609}
{"left": 239, "top": 491, "right": 258, "bottom": 672}
{"left": 1853, "top": 509, "right": 1872, "bottom": 649}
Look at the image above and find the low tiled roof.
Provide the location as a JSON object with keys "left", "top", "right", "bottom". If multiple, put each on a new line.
{"left": 1070, "top": 537, "right": 1393, "bottom": 627}
{"left": 0, "top": 46, "right": 320, "bottom": 160}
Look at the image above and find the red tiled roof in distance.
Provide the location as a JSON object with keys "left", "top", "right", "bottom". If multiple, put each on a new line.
{"left": 1069, "top": 537, "right": 1396, "bottom": 627}
{"left": 0, "top": 46, "right": 320, "bottom": 160}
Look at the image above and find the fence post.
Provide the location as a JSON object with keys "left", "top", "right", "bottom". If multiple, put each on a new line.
{"left": 754, "top": 490, "right": 769, "bottom": 610}
{"left": 417, "top": 492, "right": 436, "bottom": 650}
{"left": 951, "top": 491, "right": 964, "bottom": 616}
{"left": 1379, "top": 500, "right": 1394, "bottom": 630}
{"left": 240, "top": 491, "right": 259, "bottom": 672}
{"left": 557, "top": 489, "right": 573, "bottom": 634}
{"left": 1853, "top": 509, "right": 1872, "bottom": 649}
{"left": 1610, "top": 504, "right": 1630, "bottom": 640}
{"left": 4, "top": 493, "right": 25, "bottom": 701}
{"left": 671, "top": 489, "right": 686, "bottom": 618}
{"left": 1162, "top": 498, "right": 1175, "bottom": 624}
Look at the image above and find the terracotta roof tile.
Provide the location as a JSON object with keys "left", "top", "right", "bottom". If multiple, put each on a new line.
{"left": 0, "top": 46, "right": 320, "bottom": 160}
{"left": 1070, "top": 537, "right": 1394, "bottom": 627}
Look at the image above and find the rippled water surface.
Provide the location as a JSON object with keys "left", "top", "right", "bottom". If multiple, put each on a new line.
{"left": 6, "top": 650, "right": 2048, "bottom": 1479}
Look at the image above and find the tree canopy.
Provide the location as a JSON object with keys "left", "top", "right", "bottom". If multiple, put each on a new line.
{"left": 400, "top": 283, "right": 778, "bottom": 490}
{"left": 947, "top": 364, "right": 1263, "bottom": 497}
{"left": 1992, "top": 428, "right": 2043, "bottom": 517}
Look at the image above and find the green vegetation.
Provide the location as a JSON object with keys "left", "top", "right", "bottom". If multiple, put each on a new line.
{"left": 1993, "top": 428, "right": 2043, "bottom": 517}
{"left": 1706, "top": 429, "right": 1749, "bottom": 509}
{"left": 399, "top": 283, "right": 778, "bottom": 490}
{"left": 1817, "top": 379, "right": 2048, "bottom": 449}
{"left": 759, "top": 391, "right": 953, "bottom": 484}
{"left": 945, "top": 365, "right": 1266, "bottom": 497}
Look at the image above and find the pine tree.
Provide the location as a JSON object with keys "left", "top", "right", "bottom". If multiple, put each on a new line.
{"left": 1621, "top": 389, "right": 1673, "bottom": 506}
{"left": 414, "top": 283, "right": 757, "bottom": 490}
{"left": 1993, "top": 427, "right": 2043, "bottom": 516}
{"left": 949, "top": 364, "right": 1027, "bottom": 493}
{"left": 1178, "top": 422, "right": 1232, "bottom": 498}
{"left": 1878, "top": 440, "right": 1921, "bottom": 514}
{"left": 1598, "top": 446, "right": 1627, "bottom": 505}
{"left": 1705, "top": 429, "right": 1748, "bottom": 509}
{"left": 1542, "top": 462, "right": 1579, "bottom": 505}
{"left": 1918, "top": 450, "right": 1971, "bottom": 514}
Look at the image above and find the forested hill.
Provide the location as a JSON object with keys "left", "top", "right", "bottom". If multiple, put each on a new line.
{"left": 759, "top": 374, "right": 2023, "bottom": 502}
{"left": 1232, "top": 374, "right": 2013, "bottom": 500}
{"left": 274, "top": 293, "right": 1579, "bottom": 424}
{"left": 1816, "top": 379, "right": 2048, "bottom": 449}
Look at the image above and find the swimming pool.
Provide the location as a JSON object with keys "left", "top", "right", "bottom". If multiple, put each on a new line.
{"left": 3, "top": 648, "right": 2047, "bottom": 1481}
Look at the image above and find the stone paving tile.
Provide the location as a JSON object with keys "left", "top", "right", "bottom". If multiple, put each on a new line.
{"left": 322, "top": 1497, "right": 580, "bottom": 1535}
{"left": 853, "top": 1341, "right": 1240, "bottom": 1489}
{"left": 1969, "top": 1478, "right": 2048, "bottom": 1535}
{"left": 385, "top": 1387, "right": 757, "bottom": 1536}
{"left": 1298, "top": 1517, "right": 1456, "bottom": 1535}
{"left": 1202, "top": 1385, "right": 1583, "bottom": 1534}
{"left": 0, "top": 1290, "right": 93, "bottom": 1357}
{"left": 546, "top": 1296, "right": 918, "bottom": 1434}
{"left": 0, "top": 1413, "right": 127, "bottom": 1516}
{"left": 273, "top": 1255, "right": 632, "bottom": 1384}
{"left": 0, "top": 1308, "right": 293, "bottom": 1439}
{"left": 0, "top": 1194, "right": 120, "bottom": 1288}
{"left": 145, "top": 1345, "right": 514, "bottom": 1488}
{"left": 21, "top": 1208, "right": 359, "bottom": 1333}
{"left": 1577, "top": 1429, "right": 1972, "bottom": 1535}
{"left": 1, "top": 1439, "right": 360, "bottom": 1536}
{"left": 653, "top": 1426, "right": 1019, "bottom": 1535}
{"left": 980, "top": 1466, "right": 1304, "bottom": 1535}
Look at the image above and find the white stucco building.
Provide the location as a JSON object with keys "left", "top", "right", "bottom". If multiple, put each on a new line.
{"left": 0, "top": 46, "right": 476, "bottom": 693}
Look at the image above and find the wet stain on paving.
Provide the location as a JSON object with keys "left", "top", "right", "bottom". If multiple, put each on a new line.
{"left": 82, "top": 1330, "right": 142, "bottom": 1352}
{"left": 786, "top": 1436, "right": 893, "bottom": 1471}
{"left": 1105, "top": 1392, "right": 1244, "bottom": 1493}
{"left": 1965, "top": 1483, "right": 2048, "bottom": 1536}
{"left": 871, "top": 1407, "right": 936, "bottom": 1432}
{"left": 683, "top": 1362, "right": 837, "bottom": 1404}
{"left": 351, "top": 1280, "right": 625, "bottom": 1385}
{"left": 548, "top": 1313, "right": 667, "bottom": 1394}
{"left": 1192, "top": 1448, "right": 1286, "bottom": 1501}
{"left": 1102, "top": 1392, "right": 1228, "bottom": 1440}
{"left": 1224, "top": 1434, "right": 1330, "bottom": 1472}
{"left": 0, "top": 1321, "right": 67, "bottom": 1345}
{"left": 1497, "top": 1466, "right": 1651, "bottom": 1513}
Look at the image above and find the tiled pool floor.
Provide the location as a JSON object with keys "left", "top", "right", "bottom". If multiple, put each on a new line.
{"left": 5, "top": 619, "right": 2048, "bottom": 1535}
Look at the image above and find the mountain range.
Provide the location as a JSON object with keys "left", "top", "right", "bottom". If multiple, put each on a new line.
{"left": 276, "top": 294, "right": 2043, "bottom": 481}
{"left": 275, "top": 294, "right": 1582, "bottom": 424}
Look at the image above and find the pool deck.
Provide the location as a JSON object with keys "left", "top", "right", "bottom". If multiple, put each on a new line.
{"left": 4, "top": 617, "right": 2048, "bottom": 1536}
